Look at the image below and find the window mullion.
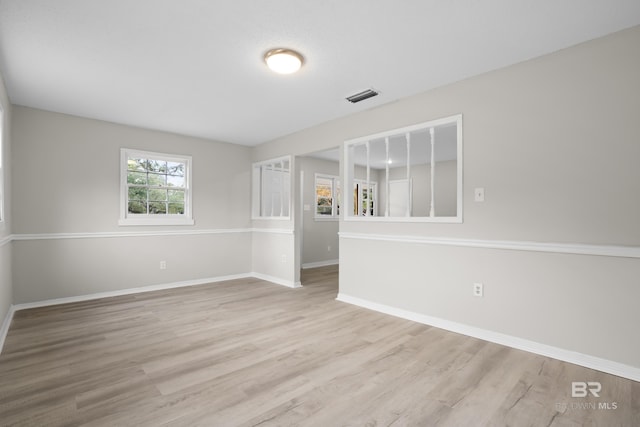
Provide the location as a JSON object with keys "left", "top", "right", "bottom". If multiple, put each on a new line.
{"left": 430, "top": 127, "right": 435, "bottom": 218}
{"left": 406, "top": 132, "right": 411, "bottom": 218}
{"left": 332, "top": 177, "right": 337, "bottom": 218}
{"left": 365, "top": 141, "right": 370, "bottom": 217}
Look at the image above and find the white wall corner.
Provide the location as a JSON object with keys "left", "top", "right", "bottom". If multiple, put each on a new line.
{"left": 251, "top": 272, "right": 302, "bottom": 288}
{"left": 0, "top": 304, "right": 16, "bottom": 354}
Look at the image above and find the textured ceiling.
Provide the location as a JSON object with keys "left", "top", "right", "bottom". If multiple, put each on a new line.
{"left": 0, "top": 1, "right": 639, "bottom": 146}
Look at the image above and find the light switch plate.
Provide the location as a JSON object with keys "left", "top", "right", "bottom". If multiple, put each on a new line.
{"left": 474, "top": 188, "right": 485, "bottom": 202}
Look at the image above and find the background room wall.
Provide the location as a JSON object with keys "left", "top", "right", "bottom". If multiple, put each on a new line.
{"left": 11, "top": 107, "right": 253, "bottom": 303}
{"left": 0, "top": 71, "right": 13, "bottom": 344}
{"left": 377, "top": 160, "right": 457, "bottom": 217}
{"left": 298, "top": 155, "right": 339, "bottom": 268}
{"left": 251, "top": 26, "right": 640, "bottom": 377}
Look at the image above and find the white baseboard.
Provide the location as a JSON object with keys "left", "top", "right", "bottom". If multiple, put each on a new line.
{"left": 0, "top": 271, "right": 301, "bottom": 354}
{"left": 13, "top": 273, "right": 303, "bottom": 312}
{"left": 13, "top": 273, "right": 254, "bottom": 311}
{"left": 301, "top": 259, "right": 339, "bottom": 269}
{"left": 250, "top": 272, "right": 302, "bottom": 288}
{"left": 0, "top": 305, "right": 16, "bottom": 354}
{"left": 336, "top": 293, "right": 640, "bottom": 383}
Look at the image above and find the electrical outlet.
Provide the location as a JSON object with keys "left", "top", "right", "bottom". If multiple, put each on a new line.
{"left": 281, "top": 254, "right": 287, "bottom": 263}
{"left": 473, "top": 283, "right": 483, "bottom": 297}
{"left": 160, "top": 261, "right": 167, "bottom": 270}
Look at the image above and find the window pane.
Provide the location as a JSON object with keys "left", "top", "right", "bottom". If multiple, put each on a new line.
{"left": 389, "top": 133, "right": 410, "bottom": 217}
{"left": 147, "top": 172, "right": 167, "bottom": 186}
{"left": 168, "top": 202, "right": 184, "bottom": 214}
{"left": 127, "top": 171, "right": 147, "bottom": 185}
{"left": 167, "top": 162, "right": 184, "bottom": 176}
{"left": 433, "top": 123, "right": 458, "bottom": 217}
{"left": 128, "top": 158, "right": 146, "bottom": 172}
{"left": 128, "top": 200, "right": 147, "bottom": 214}
{"left": 168, "top": 189, "right": 185, "bottom": 202}
{"left": 122, "top": 149, "right": 192, "bottom": 223}
{"left": 128, "top": 187, "right": 147, "bottom": 201}
{"left": 317, "top": 205, "right": 332, "bottom": 215}
{"left": 147, "top": 160, "right": 167, "bottom": 173}
{"left": 167, "top": 174, "right": 185, "bottom": 187}
{"left": 148, "top": 188, "right": 167, "bottom": 201}
{"left": 149, "top": 201, "right": 167, "bottom": 214}
{"left": 408, "top": 128, "right": 430, "bottom": 217}
{"left": 316, "top": 177, "right": 333, "bottom": 215}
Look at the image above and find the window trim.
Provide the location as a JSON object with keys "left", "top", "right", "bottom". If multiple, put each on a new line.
{"left": 119, "top": 148, "right": 194, "bottom": 226}
{"left": 314, "top": 173, "right": 340, "bottom": 221}
{"left": 343, "top": 114, "right": 463, "bottom": 223}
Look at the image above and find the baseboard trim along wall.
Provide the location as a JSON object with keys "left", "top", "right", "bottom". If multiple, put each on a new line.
{"left": 339, "top": 232, "right": 640, "bottom": 259}
{"left": 301, "top": 259, "right": 339, "bottom": 269}
{"left": 250, "top": 272, "right": 302, "bottom": 289}
{"left": 12, "top": 273, "right": 256, "bottom": 311}
{"left": 336, "top": 293, "right": 640, "bottom": 383}
{"left": 0, "top": 271, "right": 302, "bottom": 354}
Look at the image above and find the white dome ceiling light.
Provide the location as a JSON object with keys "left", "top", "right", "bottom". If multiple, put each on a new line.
{"left": 264, "top": 48, "right": 304, "bottom": 74}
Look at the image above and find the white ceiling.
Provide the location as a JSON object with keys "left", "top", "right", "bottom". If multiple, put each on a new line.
{"left": 0, "top": 1, "right": 639, "bottom": 146}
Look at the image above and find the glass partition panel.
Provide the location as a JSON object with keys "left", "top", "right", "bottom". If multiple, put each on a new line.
{"left": 344, "top": 114, "right": 462, "bottom": 222}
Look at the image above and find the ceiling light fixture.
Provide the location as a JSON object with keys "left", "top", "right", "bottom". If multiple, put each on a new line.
{"left": 264, "top": 48, "right": 304, "bottom": 74}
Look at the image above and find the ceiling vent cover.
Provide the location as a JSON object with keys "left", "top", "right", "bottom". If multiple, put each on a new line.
{"left": 346, "top": 88, "right": 379, "bottom": 103}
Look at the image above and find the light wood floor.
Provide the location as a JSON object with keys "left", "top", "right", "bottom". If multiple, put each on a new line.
{"left": 0, "top": 265, "right": 638, "bottom": 426}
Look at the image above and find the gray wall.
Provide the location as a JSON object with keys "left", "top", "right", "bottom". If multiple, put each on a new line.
{"left": 252, "top": 26, "right": 640, "bottom": 369}
{"left": 298, "top": 156, "right": 339, "bottom": 267}
{"left": 0, "top": 71, "right": 12, "bottom": 329}
{"left": 11, "top": 107, "right": 253, "bottom": 303}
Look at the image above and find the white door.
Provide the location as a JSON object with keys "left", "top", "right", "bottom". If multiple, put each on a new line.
{"left": 389, "top": 179, "right": 411, "bottom": 217}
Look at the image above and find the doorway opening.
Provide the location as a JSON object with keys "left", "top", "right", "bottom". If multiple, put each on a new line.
{"left": 296, "top": 147, "right": 340, "bottom": 286}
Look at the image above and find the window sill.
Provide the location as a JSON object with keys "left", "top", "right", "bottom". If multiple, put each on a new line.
{"left": 119, "top": 216, "right": 195, "bottom": 226}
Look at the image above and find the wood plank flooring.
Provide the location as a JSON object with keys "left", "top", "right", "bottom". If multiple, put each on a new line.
{"left": 0, "top": 265, "right": 638, "bottom": 426}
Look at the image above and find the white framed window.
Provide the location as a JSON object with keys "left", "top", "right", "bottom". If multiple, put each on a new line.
{"left": 0, "top": 102, "right": 4, "bottom": 228}
{"left": 315, "top": 173, "right": 340, "bottom": 220}
{"left": 344, "top": 114, "right": 462, "bottom": 223}
{"left": 353, "top": 179, "right": 377, "bottom": 216}
{"left": 252, "top": 156, "right": 291, "bottom": 219}
{"left": 119, "top": 148, "right": 194, "bottom": 226}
